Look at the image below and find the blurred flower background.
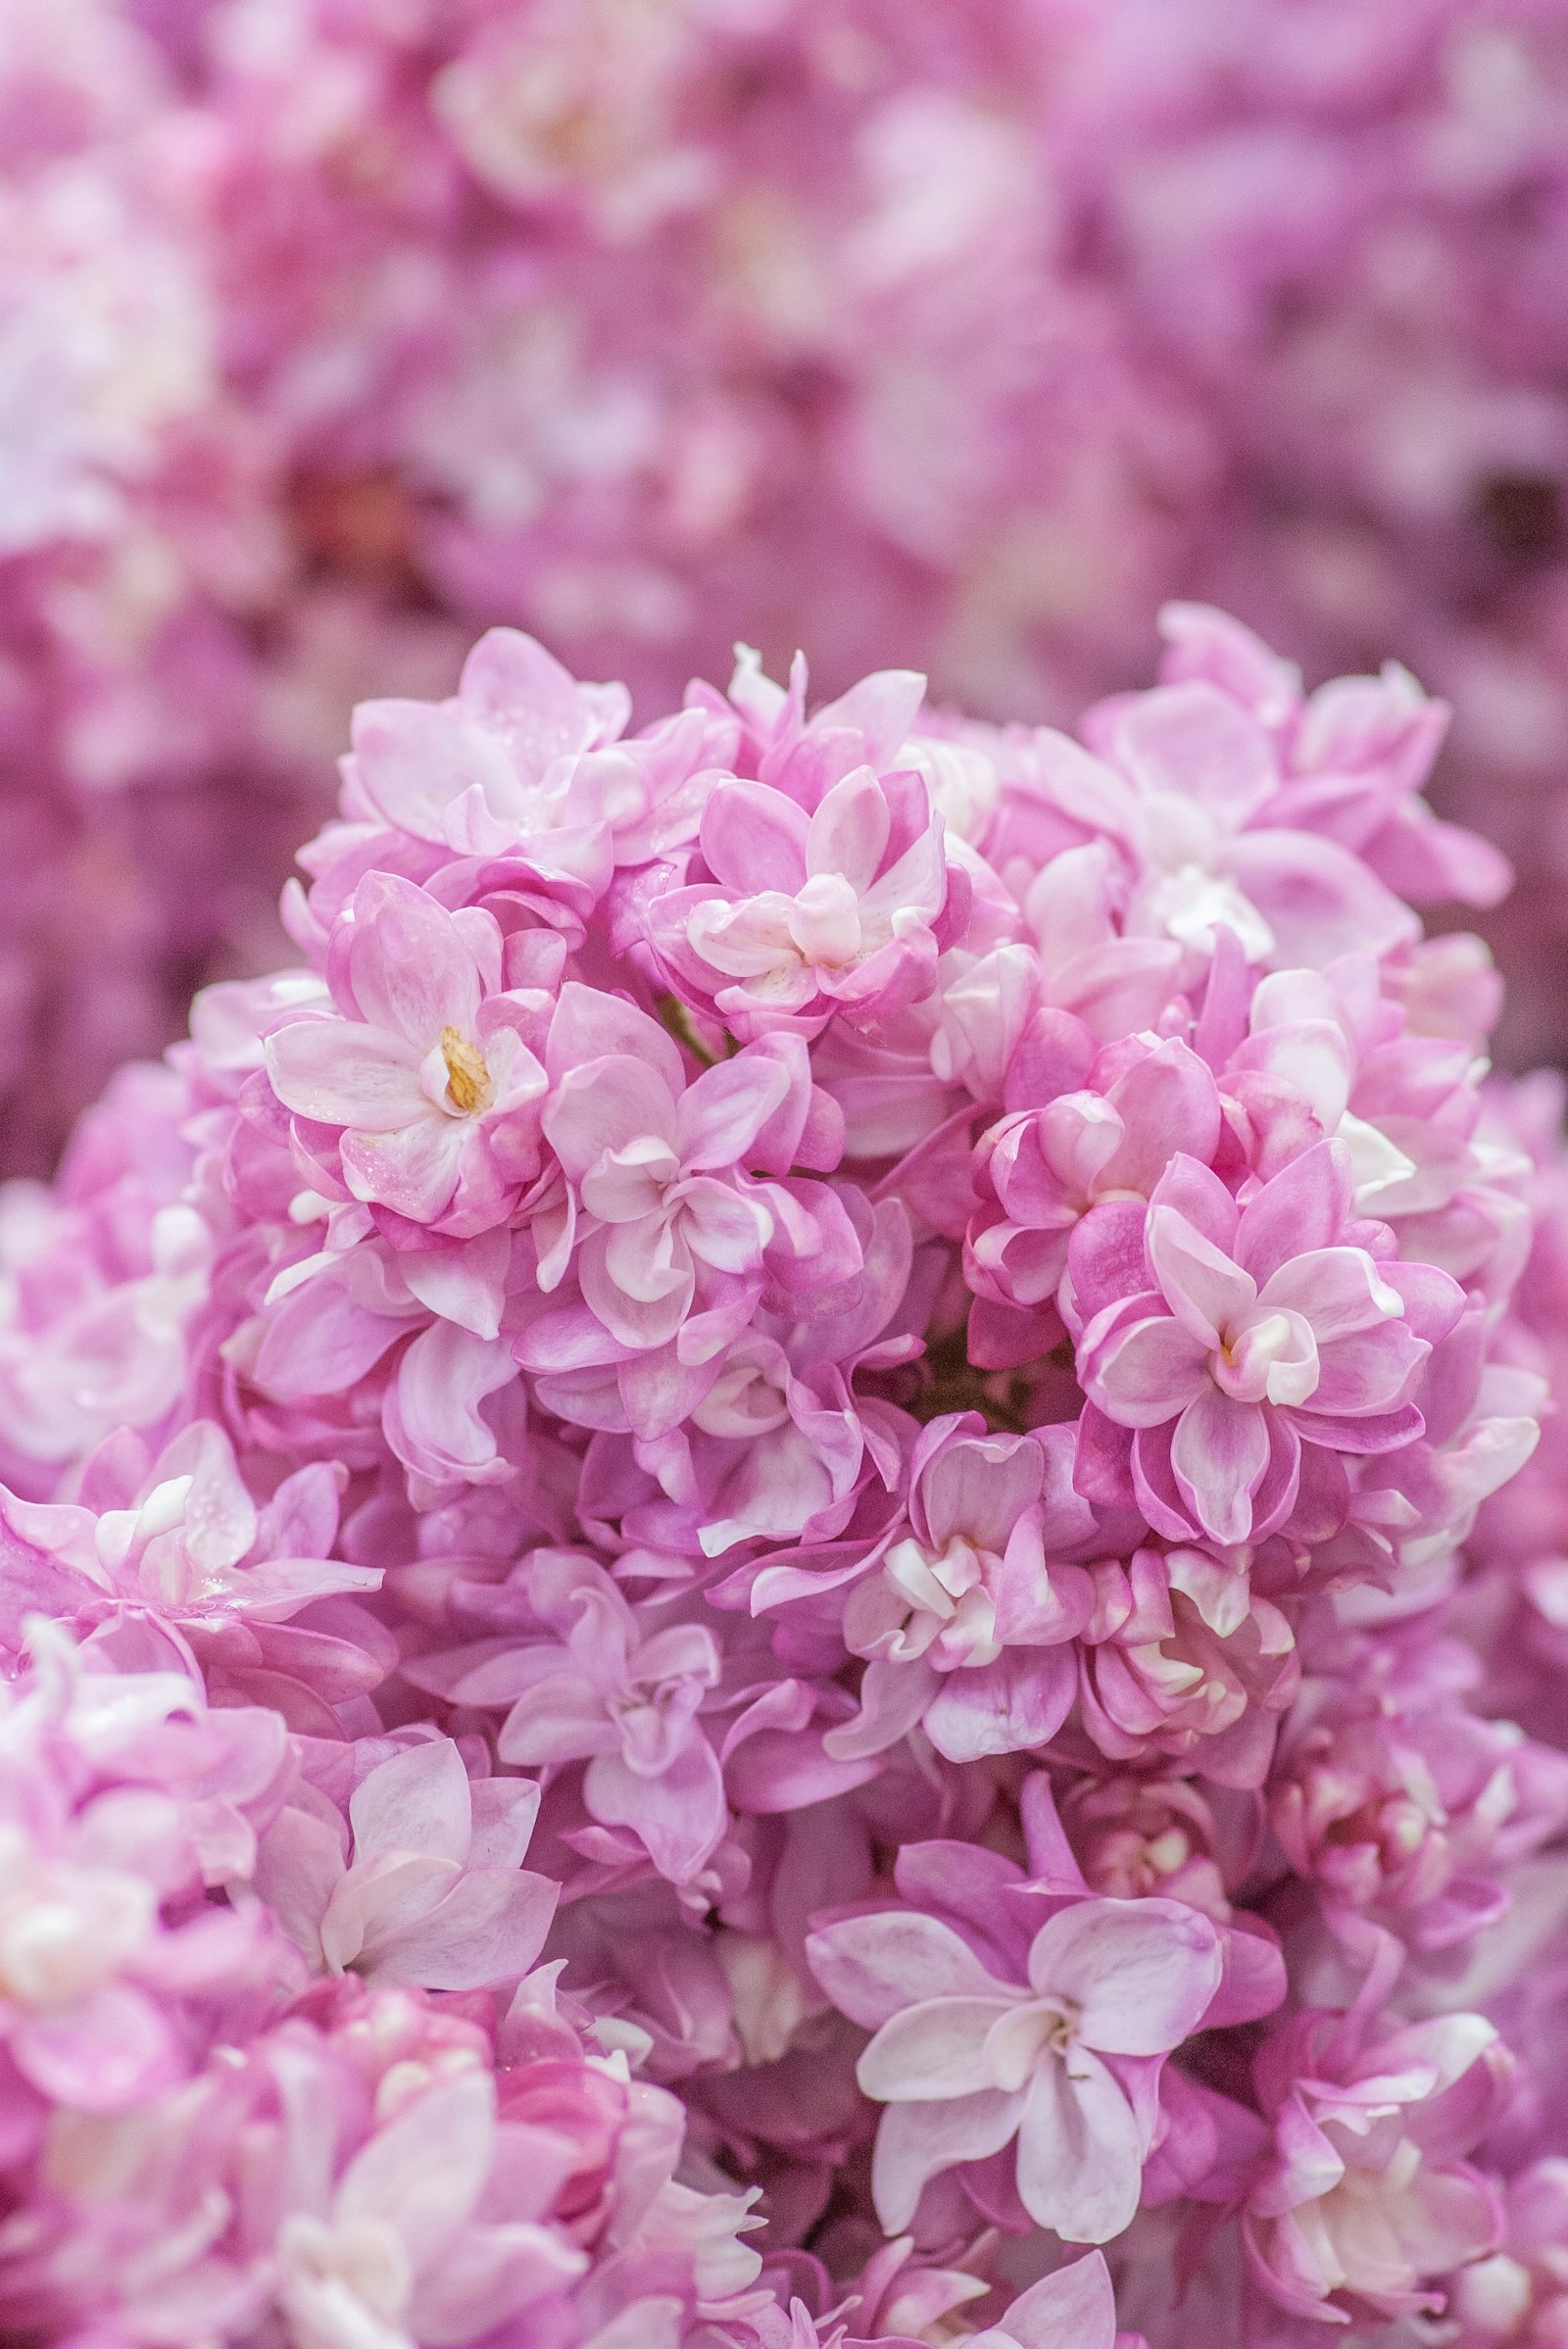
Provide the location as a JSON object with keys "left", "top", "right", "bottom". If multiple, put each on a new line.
{"left": 7, "top": 0, "right": 1568, "bottom": 1176}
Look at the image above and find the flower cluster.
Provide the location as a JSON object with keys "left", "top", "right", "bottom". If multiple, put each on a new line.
{"left": 0, "top": 605, "right": 1563, "bottom": 2344}
{"left": 12, "top": 0, "right": 1568, "bottom": 1173}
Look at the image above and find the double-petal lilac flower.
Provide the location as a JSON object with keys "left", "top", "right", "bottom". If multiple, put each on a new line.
{"left": 1077, "top": 1140, "right": 1463, "bottom": 1545}
{"left": 266, "top": 871, "right": 549, "bottom": 1231}
{"left": 254, "top": 1738, "right": 558, "bottom": 1991}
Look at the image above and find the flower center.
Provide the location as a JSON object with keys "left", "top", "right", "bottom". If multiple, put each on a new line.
{"left": 440, "top": 1027, "right": 491, "bottom": 1114}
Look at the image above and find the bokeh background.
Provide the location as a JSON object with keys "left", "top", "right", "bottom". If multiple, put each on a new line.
{"left": 8, "top": 0, "right": 1568, "bottom": 1175}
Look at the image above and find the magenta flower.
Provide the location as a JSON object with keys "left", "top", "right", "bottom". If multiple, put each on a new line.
{"left": 808, "top": 1892, "right": 1220, "bottom": 2241}
{"left": 265, "top": 871, "right": 549, "bottom": 1231}
{"left": 1077, "top": 1140, "right": 1463, "bottom": 1544}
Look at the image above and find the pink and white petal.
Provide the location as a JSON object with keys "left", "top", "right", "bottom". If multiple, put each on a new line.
{"left": 15, "top": 1984, "right": 178, "bottom": 2114}
{"left": 1258, "top": 1247, "right": 1403, "bottom": 1344}
{"left": 543, "top": 1056, "right": 677, "bottom": 1179}
{"left": 546, "top": 981, "right": 684, "bottom": 1094}
{"left": 923, "top": 1650, "right": 1076, "bottom": 1763}
{"left": 922, "top": 1433, "right": 1045, "bottom": 1555}
{"left": 1146, "top": 1207, "right": 1255, "bottom": 1347}
{"left": 678, "top": 1180, "right": 772, "bottom": 1273}
{"left": 1112, "top": 683, "right": 1277, "bottom": 822}
{"left": 1169, "top": 1390, "right": 1270, "bottom": 1545}
{"left": 807, "top": 767, "right": 893, "bottom": 893}
{"left": 871, "top": 2087, "right": 1028, "bottom": 2234}
{"left": 701, "top": 776, "right": 810, "bottom": 893}
{"left": 584, "top": 1734, "right": 727, "bottom": 1884}
{"left": 806, "top": 1912, "right": 1021, "bottom": 2031}
{"left": 579, "top": 1231, "right": 693, "bottom": 1349}
{"left": 378, "top": 1866, "right": 559, "bottom": 1991}
{"left": 675, "top": 1054, "right": 793, "bottom": 1170}
{"left": 1082, "top": 1312, "right": 1210, "bottom": 1431}
{"left": 341, "top": 1115, "right": 466, "bottom": 1223}
{"left": 266, "top": 1019, "right": 425, "bottom": 1130}
{"left": 497, "top": 1675, "right": 619, "bottom": 1767}
{"left": 466, "top": 1778, "right": 541, "bottom": 1870}
{"left": 408, "top": 2222, "right": 586, "bottom": 2342}
{"left": 1014, "top": 2052, "right": 1144, "bottom": 2243}
{"left": 996, "top": 2253, "right": 1118, "bottom": 2349}
{"left": 857, "top": 1997, "right": 1019, "bottom": 2102}
{"left": 251, "top": 1806, "right": 347, "bottom": 1966}
{"left": 1025, "top": 1899, "right": 1220, "bottom": 2054}
{"left": 347, "top": 873, "right": 484, "bottom": 1049}
{"left": 349, "top": 1740, "right": 473, "bottom": 1871}
{"left": 1234, "top": 1139, "right": 1351, "bottom": 1288}
{"left": 1310, "top": 1324, "right": 1430, "bottom": 1417}
{"left": 337, "top": 2068, "right": 494, "bottom": 2262}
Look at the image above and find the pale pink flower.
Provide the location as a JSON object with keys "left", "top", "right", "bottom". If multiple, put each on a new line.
{"left": 808, "top": 1892, "right": 1220, "bottom": 2241}
{"left": 538, "top": 987, "right": 788, "bottom": 1352}
{"left": 253, "top": 1738, "right": 558, "bottom": 1991}
{"left": 1244, "top": 2006, "right": 1509, "bottom": 2326}
{"left": 432, "top": 1552, "right": 728, "bottom": 1886}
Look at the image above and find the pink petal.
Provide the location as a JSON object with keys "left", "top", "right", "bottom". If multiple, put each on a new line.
{"left": 923, "top": 1650, "right": 1076, "bottom": 1762}
{"left": 1026, "top": 1898, "right": 1220, "bottom": 2054}
{"left": 858, "top": 1997, "right": 1019, "bottom": 2101}
{"left": 700, "top": 777, "right": 809, "bottom": 893}
{"left": 1082, "top": 1309, "right": 1209, "bottom": 1431}
{"left": 584, "top": 1734, "right": 727, "bottom": 1883}
{"left": 674, "top": 1055, "right": 793, "bottom": 1170}
{"left": 871, "top": 2087, "right": 1027, "bottom": 2233}
{"left": 544, "top": 1056, "right": 677, "bottom": 1180}
{"left": 15, "top": 1984, "right": 177, "bottom": 2114}
{"left": 266, "top": 1019, "right": 424, "bottom": 1131}
{"left": 341, "top": 1114, "right": 466, "bottom": 1222}
{"left": 1147, "top": 1206, "right": 1255, "bottom": 1347}
{"left": 1170, "top": 1389, "right": 1271, "bottom": 1544}
{"left": 1258, "top": 1246, "right": 1402, "bottom": 1343}
{"left": 375, "top": 1866, "right": 559, "bottom": 1990}
{"left": 807, "top": 1912, "right": 1019, "bottom": 2030}
{"left": 349, "top": 1740, "right": 472, "bottom": 1870}
{"left": 1014, "top": 2051, "right": 1143, "bottom": 2242}
{"left": 994, "top": 2253, "right": 1118, "bottom": 2349}
{"left": 347, "top": 872, "right": 484, "bottom": 1050}
{"left": 807, "top": 766, "right": 892, "bottom": 892}
{"left": 337, "top": 2069, "right": 494, "bottom": 2262}
{"left": 1112, "top": 682, "right": 1277, "bottom": 823}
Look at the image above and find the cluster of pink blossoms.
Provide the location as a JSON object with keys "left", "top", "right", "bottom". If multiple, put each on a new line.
{"left": 2, "top": 601, "right": 1568, "bottom": 2345}
{"left": 12, "top": 0, "right": 1568, "bottom": 1171}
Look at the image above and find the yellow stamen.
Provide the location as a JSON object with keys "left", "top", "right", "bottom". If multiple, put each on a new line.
{"left": 440, "top": 1027, "right": 490, "bottom": 1114}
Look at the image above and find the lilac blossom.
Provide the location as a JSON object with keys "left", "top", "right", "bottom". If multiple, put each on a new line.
{"left": 0, "top": 606, "right": 1555, "bottom": 2349}
{"left": 808, "top": 1888, "right": 1220, "bottom": 2241}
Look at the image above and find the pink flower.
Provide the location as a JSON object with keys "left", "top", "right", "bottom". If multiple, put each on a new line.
{"left": 643, "top": 736, "right": 969, "bottom": 1042}
{"left": 343, "top": 624, "right": 633, "bottom": 881}
{"left": 808, "top": 1891, "right": 1220, "bottom": 2241}
{"left": 433, "top": 1553, "right": 728, "bottom": 1886}
{"left": 266, "top": 2063, "right": 586, "bottom": 2345}
{"left": 265, "top": 871, "right": 549, "bottom": 1231}
{"left": 253, "top": 1738, "right": 558, "bottom": 1990}
{"left": 1244, "top": 2006, "right": 1509, "bottom": 2326}
{"left": 538, "top": 988, "right": 789, "bottom": 1351}
{"left": 965, "top": 2253, "right": 1141, "bottom": 2349}
{"left": 0, "top": 1419, "right": 375, "bottom": 1646}
{"left": 1076, "top": 1139, "right": 1463, "bottom": 1544}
